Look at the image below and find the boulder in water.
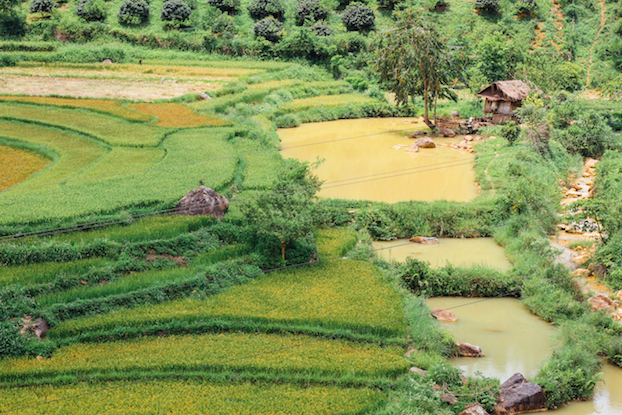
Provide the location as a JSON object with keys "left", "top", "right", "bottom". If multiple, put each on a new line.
{"left": 176, "top": 186, "right": 229, "bottom": 219}
{"left": 495, "top": 373, "right": 546, "bottom": 414}
{"left": 431, "top": 308, "right": 457, "bottom": 322}
{"left": 415, "top": 137, "right": 436, "bottom": 148}
{"left": 457, "top": 342, "right": 484, "bottom": 357}
{"left": 442, "top": 128, "right": 456, "bottom": 137}
{"left": 409, "top": 236, "right": 439, "bottom": 244}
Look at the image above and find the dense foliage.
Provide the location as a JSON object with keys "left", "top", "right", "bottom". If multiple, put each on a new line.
{"left": 29, "top": 0, "right": 55, "bottom": 13}
{"left": 253, "top": 16, "right": 283, "bottom": 42}
{"left": 75, "top": 0, "right": 106, "bottom": 22}
{"left": 341, "top": 3, "right": 375, "bottom": 32}
{"left": 247, "top": 0, "right": 284, "bottom": 20}
{"left": 117, "top": 0, "right": 149, "bottom": 24}
{"left": 160, "top": 0, "right": 191, "bottom": 22}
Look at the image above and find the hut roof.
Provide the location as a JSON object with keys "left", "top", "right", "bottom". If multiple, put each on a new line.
{"left": 477, "top": 80, "right": 532, "bottom": 102}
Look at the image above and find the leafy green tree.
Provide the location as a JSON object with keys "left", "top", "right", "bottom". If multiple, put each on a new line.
{"left": 475, "top": 32, "right": 524, "bottom": 84}
{"left": 240, "top": 159, "right": 321, "bottom": 263}
{"left": 375, "top": 13, "right": 461, "bottom": 128}
{"left": 0, "top": 0, "right": 19, "bottom": 14}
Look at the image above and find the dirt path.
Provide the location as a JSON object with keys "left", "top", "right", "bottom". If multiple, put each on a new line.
{"left": 586, "top": 0, "right": 606, "bottom": 86}
{"left": 551, "top": 159, "right": 622, "bottom": 320}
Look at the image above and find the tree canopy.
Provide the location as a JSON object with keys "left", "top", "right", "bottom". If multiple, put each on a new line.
{"left": 375, "top": 13, "right": 462, "bottom": 128}
{"left": 240, "top": 159, "right": 322, "bottom": 263}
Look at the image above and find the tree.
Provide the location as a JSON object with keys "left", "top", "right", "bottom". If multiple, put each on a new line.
{"left": 375, "top": 13, "right": 461, "bottom": 128}
{"left": 240, "top": 159, "right": 321, "bottom": 263}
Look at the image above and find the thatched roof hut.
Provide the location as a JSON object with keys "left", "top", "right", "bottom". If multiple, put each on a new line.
{"left": 477, "top": 80, "right": 532, "bottom": 124}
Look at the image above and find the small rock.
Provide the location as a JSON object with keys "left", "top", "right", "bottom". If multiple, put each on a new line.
{"left": 617, "top": 290, "right": 622, "bottom": 301}
{"left": 409, "top": 367, "right": 428, "bottom": 375}
{"left": 495, "top": 373, "right": 546, "bottom": 414}
{"left": 406, "top": 143, "right": 420, "bottom": 152}
{"left": 451, "top": 110, "right": 460, "bottom": 118}
{"left": 464, "top": 135, "right": 473, "bottom": 141}
{"left": 441, "top": 393, "right": 459, "bottom": 405}
{"left": 474, "top": 136, "right": 483, "bottom": 141}
{"left": 585, "top": 158, "right": 599, "bottom": 169}
{"left": 457, "top": 342, "right": 484, "bottom": 357}
{"left": 198, "top": 92, "right": 212, "bottom": 100}
{"left": 442, "top": 128, "right": 456, "bottom": 137}
{"left": 459, "top": 403, "right": 489, "bottom": 415}
{"left": 19, "top": 317, "right": 49, "bottom": 340}
{"left": 571, "top": 268, "right": 590, "bottom": 277}
{"left": 410, "top": 130, "right": 429, "bottom": 137}
{"left": 433, "top": 384, "right": 443, "bottom": 391}
{"left": 431, "top": 308, "right": 458, "bottom": 322}
{"left": 36, "top": 355, "right": 44, "bottom": 361}
{"left": 582, "top": 171, "right": 592, "bottom": 178}
{"left": 588, "top": 294, "right": 615, "bottom": 311}
{"left": 488, "top": 136, "right": 497, "bottom": 140}
{"left": 409, "top": 236, "right": 440, "bottom": 244}
{"left": 101, "top": 59, "right": 113, "bottom": 64}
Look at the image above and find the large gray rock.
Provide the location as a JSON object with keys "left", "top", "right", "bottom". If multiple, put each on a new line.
{"left": 495, "top": 373, "right": 546, "bottom": 414}
{"left": 175, "top": 186, "right": 229, "bottom": 219}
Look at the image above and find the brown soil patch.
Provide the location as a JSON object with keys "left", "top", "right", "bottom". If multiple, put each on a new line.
{"left": 146, "top": 250, "right": 188, "bottom": 267}
{"left": 0, "top": 74, "right": 219, "bottom": 100}
{"left": 0, "top": 145, "right": 50, "bottom": 191}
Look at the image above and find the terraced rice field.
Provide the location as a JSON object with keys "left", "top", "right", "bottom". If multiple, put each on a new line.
{"left": 0, "top": 58, "right": 411, "bottom": 414}
{"left": 0, "top": 144, "right": 50, "bottom": 191}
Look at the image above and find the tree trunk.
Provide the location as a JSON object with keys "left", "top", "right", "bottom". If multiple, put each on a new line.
{"left": 433, "top": 84, "right": 438, "bottom": 127}
{"left": 281, "top": 242, "right": 287, "bottom": 262}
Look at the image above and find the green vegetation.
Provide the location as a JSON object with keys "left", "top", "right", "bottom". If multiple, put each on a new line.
{"left": 0, "top": 381, "right": 386, "bottom": 415}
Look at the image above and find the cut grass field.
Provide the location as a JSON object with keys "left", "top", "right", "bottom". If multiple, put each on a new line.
{"left": 0, "top": 144, "right": 50, "bottom": 191}
{"left": 0, "top": 380, "right": 386, "bottom": 415}
{"left": 49, "top": 259, "right": 406, "bottom": 341}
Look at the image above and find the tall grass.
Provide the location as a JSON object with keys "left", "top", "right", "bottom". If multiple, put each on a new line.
{"left": 0, "top": 258, "right": 109, "bottom": 288}
{"left": 1, "top": 333, "right": 409, "bottom": 386}
{"left": 0, "top": 380, "right": 386, "bottom": 415}
{"left": 50, "top": 260, "right": 406, "bottom": 340}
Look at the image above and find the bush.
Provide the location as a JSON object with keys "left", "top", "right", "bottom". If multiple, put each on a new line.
{"left": 161, "top": 0, "right": 192, "bottom": 22}
{"left": 311, "top": 22, "right": 333, "bottom": 36}
{"left": 211, "top": 13, "right": 236, "bottom": 37}
{"left": 0, "top": 53, "right": 17, "bottom": 67}
{"left": 0, "top": 14, "right": 27, "bottom": 38}
{"left": 475, "top": 0, "right": 499, "bottom": 13}
{"left": 76, "top": 0, "right": 107, "bottom": 22}
{"left": 295, "top": 0, "right": 328, "bottom": 25}
{"left": 248, "top": 0, "right": 284, "bottom": 20}
{"left": 554, "top": 62, "right": 584, "bottom": 92}
{"left": 341, "top": 3, "right": 374, "bottom": 32}
{"left": 208, "top": 0, "right": 239, "bottom": 13}
{"left": 29, "top": 0, "right": 56, "bottom": 13}
{"left": 516, "top": 0, "right": 537, "bottom": 15}
{"left": 118, "top": 0, "right": 149, "bottom": 25}
{"left": 501, "top": 121, "right": 521, "bottom": 146}
{"left": 253, "top": 17, "right": 283, "bottom": 42}
{"left": 275, "top": 114, "right": 301, "bottom": 128}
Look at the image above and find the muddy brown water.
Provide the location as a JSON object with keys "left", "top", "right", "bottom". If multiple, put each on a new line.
{"left": 426, "top": 297, "right": 554, "bottom": 380}
{"left": 278, "top": 118, "right": 478, "bottom": 203}
{"left": 373, "top": 238, "right": 512, "bottom": 270}
{"left": 427, "top": 297, "right": 622, "bottom": 414}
